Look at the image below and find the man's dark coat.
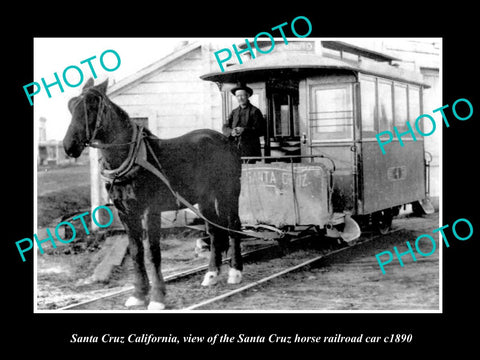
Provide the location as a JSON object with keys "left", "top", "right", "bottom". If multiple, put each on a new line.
{"left": 223, "top": 102, "right": 265, "bottom": 157}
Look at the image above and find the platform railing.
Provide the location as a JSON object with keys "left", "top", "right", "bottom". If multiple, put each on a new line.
{"left": 241, "top": 154, "right": 336, "bottom": 173}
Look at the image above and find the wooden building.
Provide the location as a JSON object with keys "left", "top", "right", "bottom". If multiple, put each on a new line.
{"left": 38, "top": 116, "right": 87, "bottom": 166}
{"left": 106, "top": 41, "right": 223, "bottom": 137}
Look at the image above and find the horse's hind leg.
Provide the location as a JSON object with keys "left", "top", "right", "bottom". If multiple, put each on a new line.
{"left": 146, "top": 208, "right": 166, "bottom": 310}
{"left": 120, "top": 213, "right": 150, "bottom": 308}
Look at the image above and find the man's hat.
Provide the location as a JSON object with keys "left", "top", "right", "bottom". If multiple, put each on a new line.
{"left": 230, "top": 82, "right": 253, "bottom": 96}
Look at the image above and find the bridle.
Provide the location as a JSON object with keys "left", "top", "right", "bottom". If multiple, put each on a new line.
{"left": 73, "top": 88, "right": 137, "bottom": 149}
{"left": 83, "top": 89, "right": 106, "bottom": 148}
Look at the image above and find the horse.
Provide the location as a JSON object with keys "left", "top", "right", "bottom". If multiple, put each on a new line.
{"left": 63, "top": 78, "right": 243, "bottom": 310}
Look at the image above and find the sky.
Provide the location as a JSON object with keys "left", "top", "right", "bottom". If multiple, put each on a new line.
{"left": 33, "top": 37, "right": 441, "bottom": 141}
{"left": 33, "top": 38, "right": 182, "bottom": 140}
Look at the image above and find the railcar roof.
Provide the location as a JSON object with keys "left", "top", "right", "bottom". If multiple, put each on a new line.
{"left": 201, "top": 50, "right": 429, "bottom": 87}
{"left": 321, "top": 40, "right": 401, "bottom": 63}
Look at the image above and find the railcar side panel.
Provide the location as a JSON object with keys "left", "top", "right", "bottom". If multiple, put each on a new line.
{"left": 360, "top": 140, "right": 426, "bottom": 214}
{"left": 309, "top": 145, "right": 356, "bottom": 213}
{"left": 239, "top": 162, "right": 330, "bottom": 228}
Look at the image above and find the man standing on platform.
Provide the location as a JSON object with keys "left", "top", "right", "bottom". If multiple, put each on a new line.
{"left": 223, "top": 82, "right": 265, "bottom": 160}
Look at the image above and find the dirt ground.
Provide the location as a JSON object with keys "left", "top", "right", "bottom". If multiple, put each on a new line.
{"left": 36, "top": 163, "right": 217, "bottom": 309}
{"left": 37, "top": 213, "right": 439, "bottom": 311}
{"left": 37, "top": 164, "right": 91, "bottom": 227}
{"left": 36, "top": 163, "right": 439, "bottom": 311}
{"left": 36, "top": 228, "right": 208, "bottom": 310}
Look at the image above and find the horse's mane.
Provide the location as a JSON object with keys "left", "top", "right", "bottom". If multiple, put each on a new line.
{"left": 103, "top": 95, "right": 129, "bottom": 121}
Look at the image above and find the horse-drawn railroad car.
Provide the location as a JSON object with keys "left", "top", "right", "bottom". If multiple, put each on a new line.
{"left": 200, "top": 40, "right": 434, "bottom": 240}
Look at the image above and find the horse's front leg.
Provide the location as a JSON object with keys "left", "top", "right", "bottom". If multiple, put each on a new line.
{"left": 120, "top": 212, "right": 150, "bottom": 308}
{"left": 227, "top": 210, "right": 243, "bottom": 284}
{"left": 201, "top": 222, "right": 224, "bottom": 286}
{"left": 146, "top": 209, "right": 166, "bottom": 310}
{"left": 227, "top": 235, "right": 243, "bottom": 284}
{"left": 198, "top": 201, "right": 222, "bottom": 286}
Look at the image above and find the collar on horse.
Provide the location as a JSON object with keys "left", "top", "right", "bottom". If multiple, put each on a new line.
{"left": 99, "top": 123, "right": 184, "bottom": 211}
{"left": 99, "top": 123, "right": 146, "bottom": 183}
{"left": 77, "top": 87, "right": 146, "bottom": 183}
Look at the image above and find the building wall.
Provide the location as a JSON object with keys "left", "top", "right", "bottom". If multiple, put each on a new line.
{"left": 110, "top": 44, "right": 222, "bottom": 138}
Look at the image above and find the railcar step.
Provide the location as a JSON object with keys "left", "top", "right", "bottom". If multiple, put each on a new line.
{"left": 420, "top": 198, "right": 435, "bottom": 215}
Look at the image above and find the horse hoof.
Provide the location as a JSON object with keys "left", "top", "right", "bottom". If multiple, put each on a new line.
{"left": 148, "top": 301, "right": 166, "bottom": 310}
{"left": 195, "top": 238, "right": 210, "bottom": 259}
{"left": 201, "top": 271, "right": 218, "bottom": 286}
{"left": 227, "top": 268, "right": 242, "bottom": 284}
{"left": 125, "top": 296, "right": 146, "bottom": 307}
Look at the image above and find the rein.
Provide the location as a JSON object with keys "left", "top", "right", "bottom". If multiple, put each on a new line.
{"left": 137, "top": 140, "right": 275, "bottom": 240}
{"left": 81, "top": 89, "right": 276, "bottom": 240}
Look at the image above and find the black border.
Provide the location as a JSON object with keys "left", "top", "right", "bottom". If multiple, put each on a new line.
{"left": 6, "top": 8, "right": 478, "bottom": 354}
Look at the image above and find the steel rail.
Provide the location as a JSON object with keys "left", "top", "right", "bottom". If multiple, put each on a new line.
{"left": 183, "top": 229, "right": 401, "bottom": 310}
{"left": 58, "top": 233, "right": 316, "bottom": 310}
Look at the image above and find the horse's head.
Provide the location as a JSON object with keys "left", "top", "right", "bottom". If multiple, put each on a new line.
{"left": 63, "top": 78, "right": 109, "bottom": 158}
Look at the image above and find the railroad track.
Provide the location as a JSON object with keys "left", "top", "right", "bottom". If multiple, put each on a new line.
{"left": 58, "top": 232, "right": 312, "bottom": 311}
{"left": 183, "top": 228, "right": 401, "bottom": 310}
{"left": 59, "top": 227, "right": 399, "bottom": 311}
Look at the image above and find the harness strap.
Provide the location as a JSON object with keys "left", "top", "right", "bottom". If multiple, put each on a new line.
{"left": 100, "top": 125, "right": 141, "bottom": 182}
{"left": 137, "top": 139, "right": 273, "bottom": 240}
{"left": 84, "top": 93, "right": 105, "bottom": 146}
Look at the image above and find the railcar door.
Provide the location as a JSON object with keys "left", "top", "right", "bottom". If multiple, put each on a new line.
{"left": 265, "top": 79, "right": 301, "bottom": 159}
{"left": 299, "top": 76, "right": 358, "bottom": 213}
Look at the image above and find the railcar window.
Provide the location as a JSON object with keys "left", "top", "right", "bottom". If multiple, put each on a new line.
{"left": 292, "top": 102, "right": 299, "bottom": 136}
{"left": 309, "top": 84, "right": 353, "bottom": 141}
{"left": 359, "top": 76, "right": 423, "bottom": 139}
{"left": 394, "top": 84, "right": 409, "bottom": 132}
{"left": 408, "top": 86, "right": 421, "bottom": 130}
{"left": 272, "top": 93, "right": 299, "bottom": 137}
{"left": 277, "top": 104, "right": 290, "bottom": 135}
{"left": 378, "top": 80, "right": 393, "bottom": 132}
{"left": 360, "top": 78, "right": 376, "bottom": 133}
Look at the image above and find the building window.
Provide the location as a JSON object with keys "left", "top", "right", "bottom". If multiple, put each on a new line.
{"left": 131, "top": 117, "right": 149, "bottom": 129}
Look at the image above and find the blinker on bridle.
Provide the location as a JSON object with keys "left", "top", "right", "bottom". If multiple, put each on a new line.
{"left": 84, "top": 91, "right": 105, "bottom": 147}
{"left": 75, "top": 88, "right": 137, "bottom": 149}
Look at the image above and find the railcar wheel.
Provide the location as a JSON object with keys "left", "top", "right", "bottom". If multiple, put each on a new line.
{"left": 373, "top": 210, "right": 393, "bottom": 235}
{"left": 412, "top": 201, "right": 425, "bottom": 216}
